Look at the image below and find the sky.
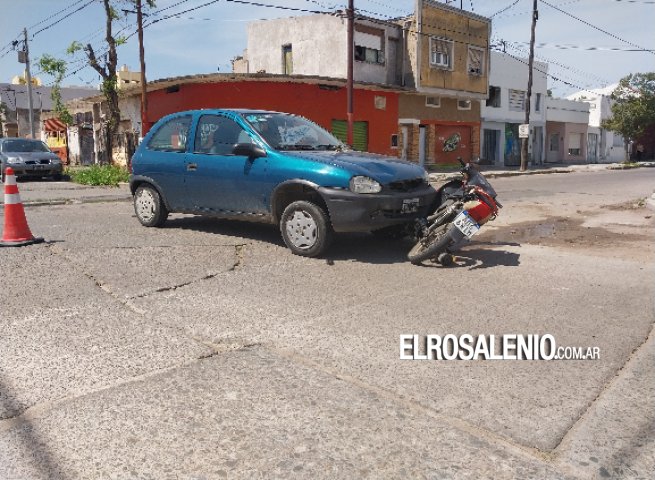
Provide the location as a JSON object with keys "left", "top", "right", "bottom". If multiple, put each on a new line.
{"left": 1, "top": 0, "right": 654, "bottom": 98}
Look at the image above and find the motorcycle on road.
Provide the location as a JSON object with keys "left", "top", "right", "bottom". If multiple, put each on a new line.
{"left": 408, "top": 158, "right": 502, "bottom": 266}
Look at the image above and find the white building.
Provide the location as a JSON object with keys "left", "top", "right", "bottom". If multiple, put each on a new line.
{"left": 567, "top": 84, "right": 624, "bottom": 163}
{"left": 479, "top": 51, "right": 549, "bottom": 166}
{"left": 545, "top": 97, "right": 590, "bottom": 163}
{"left": 234, "top": 14, "right": 403, "bottom": 86}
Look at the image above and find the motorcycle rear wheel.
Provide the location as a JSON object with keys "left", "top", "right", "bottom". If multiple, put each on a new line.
{"left": 407, "top": 224, "right": 453, "bottom": 265}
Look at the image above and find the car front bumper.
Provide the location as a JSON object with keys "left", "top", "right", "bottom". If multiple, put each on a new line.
{"left": 319, "top": 184, "right": 438, "bottom": 233}
{"left": 4, "top": 163, "right": 63, "bottom": 177}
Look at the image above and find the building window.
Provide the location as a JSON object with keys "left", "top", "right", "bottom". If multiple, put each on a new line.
{"left": 429, "top": 37, "right": 453, "bottom": 69}
{"left": 391, "top": 134, "right": 398, "bottom": 148}
{"left": 457, "top": 99, "right": 472, "bottom": 110}
{"left": 568, "top": 133, "right": 582, "bottom": 156}
{"left": 535, "top": 93, "right": 542, "bottom": 112}
{"left": 425, "top": 96, "right": 441, "bottom": 108}
{"left": 509, "top": 89, "right": 526, "bottom": 112}
{"left": 355, "top": 29, "right": 385, "bottom": 65}
{"left": 282, "top": 44, "right": 293, "bottom": 75}
{"left": 467, "top": 46, "right": 485, "bottom": 76}
{"left": 355, "top": 45, "right": 384, "bottom": 64}
{"left": 486, "top": 86, "right": 501, "bottom": 108}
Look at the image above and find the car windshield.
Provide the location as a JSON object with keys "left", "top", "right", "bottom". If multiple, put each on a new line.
{"left": 1, "top": 139, "right": 51, "bottom": 153}
{"left": 242, "top": 113, "right": 345, "bottom": 151}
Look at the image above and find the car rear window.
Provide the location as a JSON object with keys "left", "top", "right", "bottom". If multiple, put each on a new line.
{"left": 148, "top": 116, "right": 192, "bottom": 152}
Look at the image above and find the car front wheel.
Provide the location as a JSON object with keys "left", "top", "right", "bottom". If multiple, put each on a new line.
{"left": 280, "top": 200, "right": 332, "bottom": 257}
{"left": 134, "top": 184, "right": 169, "bottom": 227}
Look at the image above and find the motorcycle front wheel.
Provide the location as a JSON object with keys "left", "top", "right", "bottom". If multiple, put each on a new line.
{"left": 407, "top": 223, "right": 453, "bottom": 265}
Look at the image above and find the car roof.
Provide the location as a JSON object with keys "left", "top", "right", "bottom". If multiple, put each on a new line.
{"left": 0, "top": 137, "right": 43, "bottom": 141}
{"left": 170, "top": 108, "right": 287, "bottom": 116}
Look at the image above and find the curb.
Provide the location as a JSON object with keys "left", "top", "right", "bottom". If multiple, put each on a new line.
{"left": 647, "top": 191, "right": 655, "bottom": 211}
{"left": 428, "top": 162, "right": 655, "bottom": 183}
{"left": 1, "top": 196, "right": 132, "bottom": 207}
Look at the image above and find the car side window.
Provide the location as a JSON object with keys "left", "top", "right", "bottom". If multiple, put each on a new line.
{"left": 194, "top": 115, "right": 252, "bottom": 155}
{"left": 148, "top": 116, "right": 192, "bottom": 152}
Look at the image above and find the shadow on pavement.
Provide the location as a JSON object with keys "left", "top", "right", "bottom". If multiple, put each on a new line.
{"left": 412, "top": 241, "right": 521, "bottom": 270}
{"left": 459, "top": 248, "right": 521, "bottom": 270}
{"left": 163, "top": 216, "right": 413, "bottom": 265}
{"left": 0, "top": 374, "right": 67, "bottom": 479}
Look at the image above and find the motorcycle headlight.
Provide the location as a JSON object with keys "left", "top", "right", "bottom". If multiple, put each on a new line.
{"left": 349, "top": 175, "right": 382, "bottom": 194}
{"left": 6, "top": 156, "right": 21, "bottom": 164}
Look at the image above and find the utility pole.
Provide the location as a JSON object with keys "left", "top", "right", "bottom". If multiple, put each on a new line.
{"left": 346, "top": 0, "right": 354, "bottom": 147}
{"left": 136, "top": 0, "right": 149, "bottom": 137}
{"left": 520, "top": 0, "right": 538, "bottom": 171}
{"left": 22, "top": 28, "right": 36, "bottom": 139}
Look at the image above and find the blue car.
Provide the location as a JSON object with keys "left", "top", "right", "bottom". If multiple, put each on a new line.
{"left": 129, "top": 109, "right": 436, "bottom": 257}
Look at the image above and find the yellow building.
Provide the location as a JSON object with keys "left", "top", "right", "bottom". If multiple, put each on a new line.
{"left": 399, "top": 0, "right": 490, "bottom": 165}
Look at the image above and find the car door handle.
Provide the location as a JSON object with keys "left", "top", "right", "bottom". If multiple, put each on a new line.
{"left": 187, "top": 163, "right": 197, "bottom": 172}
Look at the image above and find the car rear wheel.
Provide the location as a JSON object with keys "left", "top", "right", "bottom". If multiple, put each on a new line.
{"left": 280, "top": 200, "right": 332, "bottom": 257}
{"left": 134, "top": 184, "right": 169, "bottom": 227}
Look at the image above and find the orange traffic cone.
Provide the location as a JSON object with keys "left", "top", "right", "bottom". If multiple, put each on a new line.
{"left": 1, "top": 167, "right": 44, "bottom": 247}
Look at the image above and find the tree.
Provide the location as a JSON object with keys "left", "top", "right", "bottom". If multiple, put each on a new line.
{"left": 602, "top": 72, "right": 655, "bottom": 161}
{"left": 38, "top": 55, "right": 73, "bottom": 125}
{"left": 67, "top": 0, "right": 155, "bottom": 163}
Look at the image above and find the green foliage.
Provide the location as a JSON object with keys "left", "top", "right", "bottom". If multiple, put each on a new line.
{"left": 66, "top": 165, "right": 129, "bottom": 186}
{"left": 602, "top": 72, "right": 655, "bottom": 147}
{"left": 37, "top": 54, "right": 73, "bottom": 125}
{"left": 66, "top": 41, "right": 83, "bottom": 55}
{"left": 108, "top": 6, "right": 120, "bottom": 20}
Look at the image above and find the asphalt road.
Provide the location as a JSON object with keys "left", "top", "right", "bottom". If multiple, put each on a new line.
{"left": 0, "top": 169, "right": 653, "bottom": 479}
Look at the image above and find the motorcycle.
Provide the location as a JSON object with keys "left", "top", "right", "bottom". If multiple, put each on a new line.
{"left": 408, "top": 158, "right": 502, "bottom": 266}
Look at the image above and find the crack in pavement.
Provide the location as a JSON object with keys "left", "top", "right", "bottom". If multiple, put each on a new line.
{"left": 551, "top": 321, "right": 655, "bottom": 457}
{"left": 265, "top": 344, "right": 589, "bottom": 479}
{"left": 0, "top": 355, "right": 221, "bottom": 432}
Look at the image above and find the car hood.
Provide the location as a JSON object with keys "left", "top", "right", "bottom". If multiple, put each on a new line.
{"left": 282, "top": 151, "right": 425, "bottom": 184}
{"left": 4, "top": 152, "right": 60, "bottom": 161}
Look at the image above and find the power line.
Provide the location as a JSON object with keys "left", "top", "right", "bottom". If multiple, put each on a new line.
{"left": 490, "top": 0, "right": 519, "bottom": 18}
{"left": 494, "top": 48, "right": 602, "bottom": 97}
{"left": 540, "top": 0, "right": 655, "bottom": 55}
{"left": 512, "top": 40, "right": 654, "bottom": 52}
{"left": 505, "top": 40, "right": 613, "bottom": 86}
{"left": 28, "top": 0, "right": 90, "bottom": 31}
{"left": 32, "top": 0, "right": 96, "bottom": 38}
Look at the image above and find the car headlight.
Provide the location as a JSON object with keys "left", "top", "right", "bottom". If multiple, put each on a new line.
{"left": 6, "top": 156, "right": 21, "bottom": 164}
{"left": 349, "top": 175, "right": 382, "bottom": 194}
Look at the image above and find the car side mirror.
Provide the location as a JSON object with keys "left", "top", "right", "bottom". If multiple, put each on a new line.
{"left": 233, "top": 143, "right": 266, "bottom": 159}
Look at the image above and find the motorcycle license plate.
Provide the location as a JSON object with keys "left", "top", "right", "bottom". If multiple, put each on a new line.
{"left": 401, "top": 198, "right": 420, "bottom": 214}
{"left": 453, "top": 211, "right": 480, "bottom": 238}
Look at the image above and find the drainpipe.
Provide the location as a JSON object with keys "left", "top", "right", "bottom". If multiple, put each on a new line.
{"left": 346, "top": 0, "right": 354, "bottom": 147}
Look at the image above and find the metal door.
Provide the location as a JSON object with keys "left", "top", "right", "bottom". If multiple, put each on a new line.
{"left": 587, "top": 133, "right": 598, "bottom": 163}
{"left": 482, "top": 129, "right": 498, "bottom": 165}
{"left": 532, "top": 126, "right": 543, "bottom": 165}
{"left": 435, "top": 125, "right": 471, "bottom": 165}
